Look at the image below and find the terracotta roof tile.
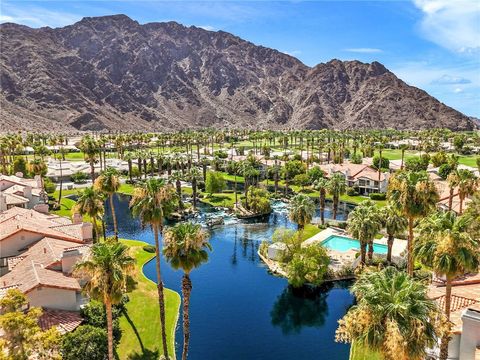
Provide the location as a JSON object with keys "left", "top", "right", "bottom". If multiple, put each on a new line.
{"left": 38, "top": 308, "right": 83, "bottom": 334}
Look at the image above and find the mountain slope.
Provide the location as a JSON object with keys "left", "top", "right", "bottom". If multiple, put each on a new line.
{"left": 0, "top": 14, "right": 474, "bottom": 132}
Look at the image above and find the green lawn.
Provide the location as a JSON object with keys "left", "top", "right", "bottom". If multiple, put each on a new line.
{"left": 301, "top": 224, "right": 321, "bottom": 240}
{"left": 51, "top": 197, "right": 77, "bottom": 218}
{"left": 217, "top": 171, "right": 245, "bottom": 184}
{"left": 350, "top": 342, "right": 382, "bottom": 360}
{"left": 199, "top": 192, "right": 237, "bottom": 208}
{"left": 117, "top": 239, "right": 181, "bottom": 360}
{"left": 458, "top": 155, "right": 479, "bottom": 167}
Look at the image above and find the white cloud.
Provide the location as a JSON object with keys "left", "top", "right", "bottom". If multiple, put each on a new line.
{"left": 343, "top": 48, "right": 383, "bottom": 53}
{"left": 198, "top": 25, "right": 216, "bottom": 31}
{"left": 431, "top": 74, "right": 472, "bottom": 85}
{"left": 453, "top": 87, "right": 463, "bottom": 93}
{"left": 0, "top": 2, "right": 81, "bottom": 28}
{"left": 413, "top": 0, "right": 480, "bottom": 54}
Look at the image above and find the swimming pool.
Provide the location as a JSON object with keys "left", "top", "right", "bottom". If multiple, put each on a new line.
{"left": 322, "top": 235, "right": 388, "bottom": 254}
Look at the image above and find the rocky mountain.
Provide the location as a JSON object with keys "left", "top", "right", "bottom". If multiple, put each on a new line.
{"left": 0, "top": 14, "right": 475, "bottom": 132}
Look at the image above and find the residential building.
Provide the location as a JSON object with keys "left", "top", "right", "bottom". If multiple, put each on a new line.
{"left": 319, "top": 163, "right": 389, "bottom": 194}
{"left": 0, "top": 174, "right": 46, "bottom": 211}
{"left": 0, "top": 207, "right": 92, "bottom": 333}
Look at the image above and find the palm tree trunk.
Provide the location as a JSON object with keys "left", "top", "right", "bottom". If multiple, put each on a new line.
{"left": 153, "top": 226, "right": 169, "bottom": 360}
{"left": 360, "top": 242, "right": 366, "bottom": 265}
{"left": 192, "top": 179, "right": 197, "bottom": 210}
{"left": 459, "top": 195, "right": 464, "bottom": 215}
{"left": 386, "top": 234, "right": 394, "bottom": 263}
{"left": 320, "top": 192, "right": 325, "bottom": 225}
{"left": 439, "top": 277, "right": 452, "bottom": 360}
{"left": 407, "top": 217, "right": 414, "bottom": 276}
{"left": 92, "top": 218, "right": 99, "bottom": 242}
{"left": 181, "top": 273, "right": 193, "bottom": 360}
{"left": 109, "top": 194, "right": 118, "bottom": 240}
{"left": 367, "top": 240, "right": 374, "bottom": 260}
{"left": 401, "top": 149, "right": 405, "bottom": 170}
{"left": 90, "top": 160, "right": 95, "bottom": 183}
{"left": 448, "top": 187, "right": 453, "bottom": 211}
{"left": 105, "top": 297, "right": 114, "bottom": 360}
{"left": 333, "top": 194, "right": 338, "bottom": 220}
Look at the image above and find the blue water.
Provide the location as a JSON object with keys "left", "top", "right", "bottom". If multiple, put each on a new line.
{"left": 106, "top": 194, "right": 354, "bottom": 360}
{"left": 322, "top": 235, "right": 388, "bottom": 254}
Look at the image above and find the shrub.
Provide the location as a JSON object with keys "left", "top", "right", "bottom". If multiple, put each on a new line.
{"left": 405, "top": 156, "right": 429, "bottom": 172}
{"left": 143, "top": 245, "right": 156, "bottom": 253}
{"left": 80, "top": 300, "right": 122, "bottom": 343}
{"left": 62, "top": 325, "right": 108, "bottom": 360}
{"left": 71, "top": 171, "right": 89, "bottom": 184}
{"left": 431, "top": 151, "right": 449, "bottom": 167}
{"left": 346, "top": 186, "right": 358, "bottom": 196}
{"left": 12, "top": 157, "right": 28, "bottom": 176}
{"left": 293, "top": 173, "right": 310, "bottom": 188}
{"left": 286, "top": 245, "right": 330, "bottom": 287}
{"left": 43, "top": 177, "right": 56, "bottom": 194}
{"left": 307, "top": 166, "right": 324, "bottom": 183}
{"left": 350, "top": 153, "right": 362, "bottom": 164}
{"left": 369, "top": 192, "right": 386, "bottom": 200}
{"left": 438, "top": 163, "right": 454, "bottom": 179}
{"left": 213, "top": 150, "right": 228, "bottom": 159}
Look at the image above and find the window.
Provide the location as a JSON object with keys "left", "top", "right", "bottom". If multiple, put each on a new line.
{"left": 374, "top": 181, "right": 379, "bottom": 187}
{"left": 359, "top": 179, "right": 366, "bottom": 186}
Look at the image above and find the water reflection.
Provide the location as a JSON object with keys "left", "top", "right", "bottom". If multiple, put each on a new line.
{"left": 271, "top": 285, "right": 329, "bottom": 335}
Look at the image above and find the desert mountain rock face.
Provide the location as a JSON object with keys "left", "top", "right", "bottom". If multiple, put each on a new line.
{"left": 0, "top": 14, "right": 475, "bottom": 132}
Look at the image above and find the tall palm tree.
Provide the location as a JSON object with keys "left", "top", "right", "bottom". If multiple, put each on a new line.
{"left": 313, "top": 178, "right": 329, "bottom": 225}
{"left": 380, "top": 204, "right": 407, "bottom": 263}
{"left": 387, "top": 171, "right": 439, "bottom": 275}
{"left": 186, "top": 167, "right": 202, "bottom": 211}
{"left": 94, "top": 167, "right": 121, "bottom": 240}
{"left": 415, "top": 211, "right": 479, "bottom": 360}
{"left": 73, "top": 187, "right": 105, "bottom": 241}
{"left": 163, "top": 223, "right": 212, "bottom": 360}
{"left": 78, "top": 136, "right": 99, "bottom": 182}
{"left": 171, "top": 171, "right": 184, "bottom": 210}
{"left": 288, "top": 194, "right": 315, "bottom": 231}
{"left": 347, "top": 200, "right": 382, "bottom": 264}
{"left": 456, "top": 169, "right": 478, "bottom": 214}
{"left": 74, "top": 241, "right": 134, "bottom": 360}
{"left": 130, "top": 179, "right": 176, "bottom": 359}
{"left": 336, "top": 267, "right": 448, "bottom": 360}
{"left": 328, "top": 173, "right": 346, "bottom": 220}
{"left": 446, "top": 171, "right": 460, "bottom": 211}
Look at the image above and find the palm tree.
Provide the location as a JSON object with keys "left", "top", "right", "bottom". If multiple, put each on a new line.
{"left": 328, "top": 173, "right": 346, "bottom": 220}
{"left": 186, "top": 167, "right": 202, "bottom": 211}
{"left": 288, "top": 194, "right": 315, "bottom": 231}
{"left": 380, "top": 204, "right": 407, "bottom": 263}
{"left": 163, "top": 223, "right": 212, "bottom": 360}
{"left": 130, "top": 179, "right": 176, "bottom": 359}
{"left": 446, "top": 171, "right": 460, "bottom": 211}
{"left": 73, "top": 187, "right": 105, "bottom": 241}
{"left": 171, "top": 171, "right": 184, "bottom": 210}
{"left": 336, "top": 267, "right": 448, "bottom": 360}
{"left": 456, "top": 169, "right": 478, "bottom": 214}
{"left": 388, "top": 171, "right": 439, "bottom": 275}
{"left": 347, "top": 200, "right": 382, "bottom": 264}
{"left": 78, "top": 136, "right": 99, "bottom": 182}
{"left": 74, "top": 241, "right": 134, "bottom": 360}
{"left": 313, "top": 178, "right": 329, "bottom": 225}
{"left": 94, "top": 167, "right": 121, "bottom": 240}
{"left": 415, "top": 211, "right": 479, "bottom": 360}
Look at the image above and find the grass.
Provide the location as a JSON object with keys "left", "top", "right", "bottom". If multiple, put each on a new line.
{"left": 458, "top": 155, "right": 479, "bottom": 167}
{"left": 350, "top": 342, "right": 382, "bottom": 360}
{"left": 199, "top": 192, "right": 237, "bottom": 208}
{"left": 117, "top": 239, "right": 181, "bottom": 360}
{"left": 300, "top": 224, "right": 321, "bottom": 241}
{"left": 51, "top": 197, "right": 77, "bottom": 218}
{"left": 217, "top": 171, "right": 245, "bottom": 184}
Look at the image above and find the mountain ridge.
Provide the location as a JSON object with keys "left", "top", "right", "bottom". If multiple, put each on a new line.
{"left": 0, "top": 14, "right": 475, "bottom": 132}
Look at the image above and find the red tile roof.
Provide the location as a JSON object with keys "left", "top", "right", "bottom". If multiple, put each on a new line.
{"left": 38, "top": 308, "right": 83, "bottom": 334}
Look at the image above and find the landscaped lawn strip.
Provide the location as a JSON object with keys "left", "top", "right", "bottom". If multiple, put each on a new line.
{"left": 117, "top": 239, "right": 181, "bottom": 360}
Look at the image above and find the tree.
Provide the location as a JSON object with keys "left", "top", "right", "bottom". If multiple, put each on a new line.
{"left": 456, "top": 169, "right": 478, "bottom": 214}
{"left": 380, "top": 204, "right": 407, "bottom": 263}
{"left": 186, "top": 167, "right": 202, "bottom": 211}
{"left": 171, "top": 171, "right": 184, "bottom": 210}
{"left": 78, "top": 136, "right": 99, "bottom": 182}
{"left": 74, "top": 187, "right": 105, "bottom": 241}
{"left": 347, "top": 200, "right": 382, "bottom": 264}
{"left": 288, "top": 194, "right": 315, "bottom": 231}
{"left": 205, "top": 171, "right": 226, "bottom": 195}
{"left": 336, "top": 267, "right": 448, "bottom": 360}
{"left": 94, "top": 167, "right": 121, "bottom": 240}
{"left": 74, "top": 241, "right": 134, "bottom": 360}
{"left": 130, "top": 179, "right": 176, "bottom": 359}
{"left": 163, "top": 222, "right": 212, "bottom": 360}
{"left": 62, "top": 325, "right": 108, "bottom": 360}
{"left": 388, "top": 171, "right": 439, "bottom": 275}
{"left": 372, "top": 155, "right": 389, "bottom": 171}
{"left": 28, "top": 158, "right": 47, "bottom": 190}
{"left": 405, "top": 156, "right": 429, "bottom": 172}
{"left": 328, "top": 173, "right": 346, "bottom": 220}
{"left": 0, "top": 289, "right": 61, "bottom": 360}
{"left": 314, "top": 178, "right": 329, "bottom": 225}
{"left": 12, "top": 157, "right": 28, "bottom": 176}
{"left": 415, "top": 211, "right": 479, "bottom": 360}
{"left": 286, "top": 245, "right": 330, "bottom": 288}
{"left": 293, "top": 173, "right": 310, "bottom": 190}
{"left": 464, "top": 191, "right": 480, "bottom": 238}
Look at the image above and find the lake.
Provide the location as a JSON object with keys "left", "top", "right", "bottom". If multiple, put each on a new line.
{"left": 106, "top": 194, "right": 354, "bottom": 360}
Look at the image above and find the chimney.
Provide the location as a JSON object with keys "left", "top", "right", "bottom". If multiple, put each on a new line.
{"left": 23, "top": 186, "right": 32, "bottom": 201}
{"left": 81, "top": 222, "right": 93, "bottom": 241}
{"left": 33, "top": 204, "right": 49, "bottom": 214}
{"left": 72, "top": 212, "right": 82, "bottom": 225}
{"left": 15, "top": 172, "right": 24, "bottom": 178}
{"left": 44, "top": 248, "right": 47, "bottom": 254}
{"left": 34, "top": 175, "right": 42, "bottom": 189}
{"left": 0, "top": 192, "right": 6, "bottom": 212}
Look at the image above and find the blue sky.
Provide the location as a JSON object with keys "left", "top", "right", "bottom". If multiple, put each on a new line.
{"left": 1, "top": 0, "right": 479, "bottom": 117}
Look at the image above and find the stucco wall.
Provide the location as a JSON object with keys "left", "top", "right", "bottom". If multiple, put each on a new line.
{"left": 1, "top": 231, "right": 44, "bottom": 257}
{"left": 27, "top": 286, "right": 79, "bottom": 311}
